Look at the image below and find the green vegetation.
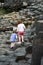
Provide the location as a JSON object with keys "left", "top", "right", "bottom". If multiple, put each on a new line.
{"left": 0, "top": 8, "right": 12, "bottom": 15}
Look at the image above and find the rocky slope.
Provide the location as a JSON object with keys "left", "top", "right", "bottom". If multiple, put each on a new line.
{"left": 0, "top": 1, "right": 43, "bottom": 65}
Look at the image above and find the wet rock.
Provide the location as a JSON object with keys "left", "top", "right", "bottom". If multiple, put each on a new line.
{"left": 14, "top": 47, "right": 26, "bottom": 56}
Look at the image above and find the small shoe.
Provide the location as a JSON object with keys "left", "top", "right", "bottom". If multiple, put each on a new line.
{"left": 17, "top": 42, "right": 21, "bottom": 44}
{"left": 10, "top": 47, "right": 14, "bottom": 51}
{"left": 21, "top": 42, "right": 24, "bottom": 46}
{"left": 22, "top": 41, "right": 24, "bottom": 43}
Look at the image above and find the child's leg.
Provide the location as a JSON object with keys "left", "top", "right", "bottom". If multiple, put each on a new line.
{"left": 10, "top": 42, "right": 15, "bottom": 48}
{"left": 18, "top": 35, "right": 21, "bottom": 44}
{"left": 21, "top": 35, "right": 24, "bottom": 42}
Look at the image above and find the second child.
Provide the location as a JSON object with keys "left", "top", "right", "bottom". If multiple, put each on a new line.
{"left": 17, "top": 20, "right": 26, "bottom": 44}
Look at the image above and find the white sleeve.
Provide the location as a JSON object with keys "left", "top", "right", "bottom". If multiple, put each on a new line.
{"left": 23, "top": 24, "right": 26, "bottom": 29}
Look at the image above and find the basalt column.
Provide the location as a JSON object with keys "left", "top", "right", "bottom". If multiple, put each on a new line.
{"left": 31, "top": 20, "right": 43, "bottom": 65}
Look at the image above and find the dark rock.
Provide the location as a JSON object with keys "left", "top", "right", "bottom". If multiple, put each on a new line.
{"left": 35, "top": 15, "right": 43, "bottom": 20}
{"left": 3, "top": 51, "right": 9, "bottom": 56}
{"left": 24, "top": 42, "right": 32, "bottom": 47}
{"left": 26, "top": 45, "right": 32, "bottom": 54}
{"left": 15, "top": 56, "right": 27, "bottom": 62}
{"left": 0, "top": 62, "right": 4, "bottom": 65}
{"left": 1, "top": 61, "right": 10, "bottom": 65}
{"left": 0, "top": 55, "right": 7, "bottom": 62}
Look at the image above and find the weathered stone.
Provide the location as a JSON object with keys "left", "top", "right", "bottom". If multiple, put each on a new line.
{"left": 24, "top": 42, "right": 32, "bottom": 47}
{"left": 0, "top": 1, "right": 43, "bottom": 64}
{"left": 26, "top": 45, "right": 32, "bottom": 54}
{"left": 14, "top": 47, "right": 26, "bottom": 56}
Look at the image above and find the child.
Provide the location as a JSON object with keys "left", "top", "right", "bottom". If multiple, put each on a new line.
{"left": 17, "top": 20, "right": 26, "bottom": 44}
{"left": 10, "top": 27, "right": 17, "bottom": 49}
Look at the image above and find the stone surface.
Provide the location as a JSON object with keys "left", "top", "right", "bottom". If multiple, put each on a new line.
{"left": 0, "top": 1, "right": 43, "bottom": 65}
{"left": 14, "top": 47, "right": 26, "bottom": 56}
